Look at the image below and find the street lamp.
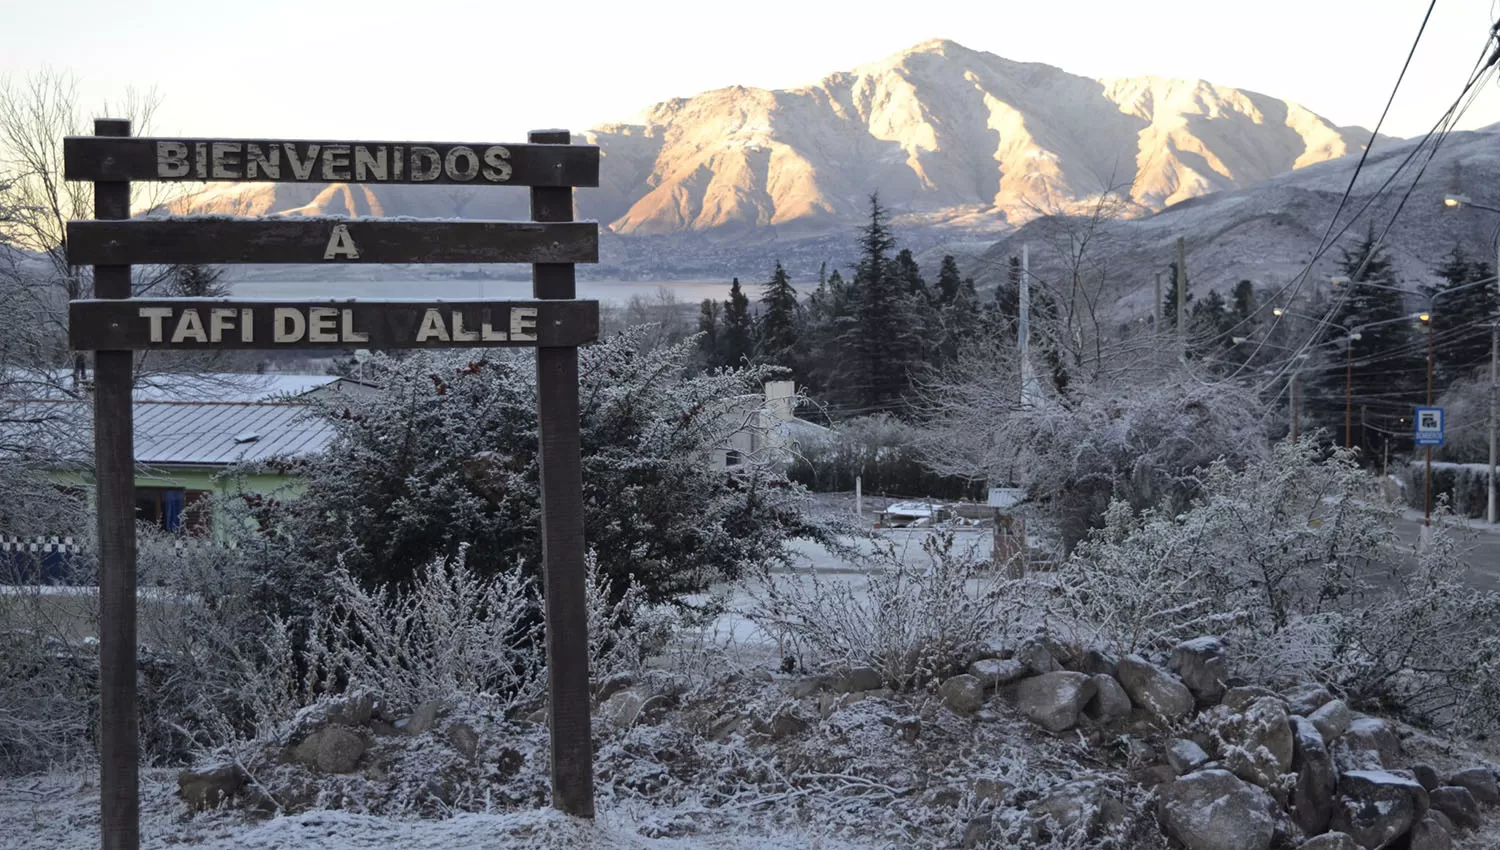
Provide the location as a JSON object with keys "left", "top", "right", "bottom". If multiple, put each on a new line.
{"left": 1443, "top": 195, "right": 1500, "bottom": 525}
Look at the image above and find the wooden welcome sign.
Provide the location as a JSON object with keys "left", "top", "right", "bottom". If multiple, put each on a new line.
{"left": 66, "top": 124, "right": 601, "bottom": 850}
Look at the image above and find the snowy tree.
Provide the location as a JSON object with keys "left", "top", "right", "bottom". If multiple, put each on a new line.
{"left": 721, "top": 278, "right": 753, "bottom": 367}
{"left": 273, "top": 329, "right": 842, "bottom": 604}
{"left": 755, "top": 260, "right": 799, "bottom": 367}
{"left": 1426, "top": 244, "right": 1497, "bottom": 384}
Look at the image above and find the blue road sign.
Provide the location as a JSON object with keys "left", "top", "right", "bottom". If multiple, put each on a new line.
{"left": 1414, "top": 406, "right": 1445, "bottom": 447}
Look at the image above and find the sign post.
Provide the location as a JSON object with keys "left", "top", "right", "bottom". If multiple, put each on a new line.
{"left": 65, "top": 128, "right": 602, "bottom": 847}
{"left": 1415, "top": 406, "right": 1445, "bottom": 530}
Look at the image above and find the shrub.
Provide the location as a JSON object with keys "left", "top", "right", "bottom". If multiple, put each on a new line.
{"left": 788, "top": 414, "right": 985, "bottom": 500}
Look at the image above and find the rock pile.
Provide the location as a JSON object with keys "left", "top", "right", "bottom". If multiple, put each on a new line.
{"left": 933, "top": 634, "right": 1500, "bottom": 850}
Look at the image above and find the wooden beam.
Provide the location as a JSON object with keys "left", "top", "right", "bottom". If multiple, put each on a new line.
{"left": 66, "top": 219, "right": 598, "bottom": 265}
{"left": 64, "top": 137, "right": 599, "bottom": 187}
{"left": 69, "top": 299, "right": 599, "bottom": 350}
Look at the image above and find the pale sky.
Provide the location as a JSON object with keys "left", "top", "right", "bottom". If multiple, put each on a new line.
{"left": 2, "top": 0, "right": 1497, "bottom": 142}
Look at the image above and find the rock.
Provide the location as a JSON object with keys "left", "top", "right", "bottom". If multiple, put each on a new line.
{"left": 1331, "top": 769, "right": 1429, "bottom": 850}
{"left": 1015, "top": 636, "right": 1062, "bottom": 675}
{"left": 1085, "top": 674, "right": 1133, "bottom": 723}
{"left": 1282, "top": 683, "right": 1335, "bottom": 716}
{"left": 769, "top": 705, "right": 811, "bottom": 741}
{"left": 961, "top": 815, "right": 992, "bottom": 849}
{"left": 1427, "top": 808, "right": 1456, "bottom": 833}
{"left": 1429, "top": 786, "right": 1481, "bottom": 830}
{"left": 1030, "top": 782, "right": 1106, "bottom": 833}
{"left": 1117, "top": 655, "right": 1195, "bottom": 719}
{"left": 1226, "top": 697, "right": 1295, "bottom": 774}
{"left": 1336, "top": 716, "right": 1402, "bottom": 770}
{"left": 595, "top": 671, "right": 636, "bottom": 703}
{"left": 832, "top": 666, "right": 883, "bottom": 693}
{"left": 1169, "top": 637, "right": 1229, "bottom": 704}
{"left": 635, "top": 694, "right": 673, "bottom": 726}
{"left": 1307, "top": 699, "right": 1352, "bottom": 743}
{"left": 321, "top": 691, "right": 376, "bottom": 727}
{"left": 444, "top": 721, "right": 479, "bottom": 761}
{"left": 1446, "top": 767, "right": 1500, "bottom": 804}
{"left": 1407, "top": 816, "right": 1454, "bottom": 850}
{"left": 524, "top": 708, "right": 548, "bottom": 725}
{"left": 1157, "top": 769, "right": 1277, "bottom": 850}
{"left": 782, "top": 676, "right": 827, "bottom": 699}
{"left": 598, "top": 690, "right": 646, "bottom": 729}
{"left": 1078, "top": 648, "right": 1119, "bottom": 677}
{"left": 397, "top": 700, "right": 442, "bottom": 736}
{"left": 1010, "top": 671, "right": 1097, "bottom": 732}
{"left": 314, "top": 727, "right": 365, "bottom": 774}
{"left": 286, "top": 730, "right": 323, "bottom": 766}
{"left": 971, "top": 777, "right": 1011, "bottom": 806}
{"left": 893, "top": 716, "right": 921, "bottom": 744}
{"left": 1166, "top": 739, "right": 1211, "bottom": 775}
{"left": 1412, "top": 764, "right": 1441, "bottom": 791}
{"left": 1223, "top": 686, "right": 1282, "bottom": 712}
{"left": 1132, "top": 763, "right": 1179, "bottom": 789}
{"left": 940, "top": 674, "right": 986, "bottom": 715}
{"left": 177, "top": 763, "right": 247, "bottom": 812}
{"left": 968, "top": 657, "right": 1027, "bottom": 688}
{"left": 1289, "top": 715, "right": 1337, "bottom": 836}
{"left": 1296, "top": 834, "right": 1359, "bottom": 850}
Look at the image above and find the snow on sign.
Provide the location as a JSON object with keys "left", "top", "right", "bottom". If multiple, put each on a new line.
{"left": 1414, "top": 406, "right": 1445, "bottom": 447}
{"left": 67, "top": 121, "right": 602, "bottom": 844}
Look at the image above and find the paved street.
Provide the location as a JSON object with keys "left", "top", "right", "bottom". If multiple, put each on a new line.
{"left": 1392, "top": 515, "right": 1500, "bottom": 592}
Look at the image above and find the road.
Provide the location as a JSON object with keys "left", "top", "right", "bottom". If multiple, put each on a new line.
{"left": 1392, "top": 515, "right": 1500, "bottom": 592}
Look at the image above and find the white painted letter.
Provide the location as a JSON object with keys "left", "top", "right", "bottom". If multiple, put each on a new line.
{"left": 451, "top": 310, "right": 479, "bottom": 341}
{"left": 409, "top": 146, "right": 441, "bottom": 182}
{"left": 321, "top": 144, "right": 352, "bottom": 181}
{"left": 171, "top": 309, "right": 209, "bottom": 344}
{"left": 324, "top": 224, "right": 360, "bottom": 260}
{"left": 156, "top": 142, "right": 190, "bottom": 178}
{"left": 274, "top": 308, "right": 306, "bottom": 343}
{"left": 139, "top": 307, "right": 174, "bottom": 342}
{"left": 284, "top": 143, "right": 321, "bottom": 180}
{"left": 241, "top": 308, "right": 254, "bottom": 342}
{"left": 481, "top": 146, "right": 512, "bottom": 182}
{"left": 444, "top": 146, "right": 479, "bottom": 182}
{"left": 415, "top": 309, "right": 450, "bottom": 342}
{"left": 510, "top": 307, "right": 538, "bottom": 342}
{"left": 308, "top": 308, "right": 339, "bottom": 342}
{"left": 246, "top": 144, "right": 281, "bottom": 179}
{"left": 194, "top": 142, "right": 208, "bottom": 179}
{"left": 353, "top": 145, "right": 388, "bottom": 181}
{"left": 209, "top": 307, "right": 237, "bottom": 342}
{"left": 480, "top": 308, "right": 506, "bottom": 341}
{"left": 341, "top": 309, "right": 369, "bottom": 343}
{"left": 211, "top": 142, "right": 243, "bottom": 179}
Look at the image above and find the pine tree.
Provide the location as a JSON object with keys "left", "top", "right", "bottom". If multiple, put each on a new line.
{"left": 170, "top": 264, "right": 229, "bottom": 297}
{"left": 1232, "top": 280, "right": 1257, "bottom": 321}
{"left": 722, "top": 278, "right": 753, "bottom": 367}
{"left": 1161, "top": 262, "right": 1193, "bottom": 327}
{"left": 696, "top": 298, "right": 722, "bottom": 368}
{"left": 756, "top": 260, "right": 800, "bottom": 366}
{"left": 1427, "top": 245, "right": 1497, "bottom": 383}
{"left": 1319, "top": 230, "right": 1422, "bottom": 455}
{"left": 800, "top": 268, "right": 852, "bottom": 397}
{"left": 1188, "top": 289, "right": 1234, "bottom": 363}
{"left": 893, "top": 248, "right": 928, "bottom": 298}
{"left": 841, "top": 194, "right": 924, "bottom": 413}
{"left": 936, "top": 255, "right": 964, "bottom": 303}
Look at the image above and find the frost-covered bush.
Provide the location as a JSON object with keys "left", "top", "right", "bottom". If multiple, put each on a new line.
{"left": 1403, "top": 461, "right": 1490, "bottom": 519}
{"left": 919, "top": 365, "right": 1271, "bottom": 552}
{"left": 750, "top": 532, "right": 1018, "bottom": 689}
{"left": 787, "top": 413, "right": 984, "bottom": 500}
{"left": 1048, "top": 439, "right": 1500, "bottom": 732}
{"left": 274, "top": 329, "right": 840, "bottom": 604}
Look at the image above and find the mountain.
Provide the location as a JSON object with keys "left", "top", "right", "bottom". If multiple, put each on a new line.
{"left": 955, "top": 123, "right": 1500, "bottom": 315}
{"left": 175, "top": 39, "right": 1379, "bottom": 248}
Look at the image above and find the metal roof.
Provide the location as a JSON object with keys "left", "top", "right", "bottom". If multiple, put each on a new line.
{"left": 0, "top": 399, "right": 334, "bottom": 467}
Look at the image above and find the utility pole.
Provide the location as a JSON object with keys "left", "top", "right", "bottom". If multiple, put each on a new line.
{"left": 1291, "top": 368, "right": 1300, "bottom": 444}
{"left": 1176, "top": 237, "right": 1187, "bottom": 357}
{"left": 1490, "top": 238, "right": 1498, "bottom": 524}
{"left": 1425, "top": 312, "right": 1435, "bottom": 528}
{"left": 1019, "top": 243, "right": 1033, "bottom": 408}
{"left": 1154, "top": 271, "right": 1163, "bottom": 330}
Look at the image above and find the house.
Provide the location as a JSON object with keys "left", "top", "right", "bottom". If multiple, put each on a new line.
{"left": 1, "top": 398, "right": 335, "bottom": 538}
{"left": 708, "top": 380, "right": 830, "bottom": 471}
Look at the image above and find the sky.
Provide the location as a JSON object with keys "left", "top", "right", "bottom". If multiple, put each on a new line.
{"left": 1, "top": 0, "right": 1497, "bottom": 142}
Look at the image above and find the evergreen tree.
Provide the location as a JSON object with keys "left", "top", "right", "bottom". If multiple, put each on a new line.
{"left": 1188, "top": 289, "right": 1235, "bottom": 363}
{"left": 722, "top": 278, "right": 753, "bottom": 367}
{"left": 1232, "top": 280, "right": 1257, "bottom": 321}
{"left": 1318, "top": 230, "right": 1422, "bottom": 455}
{"left": 841, "top": 194, "right": 924, "bottom": 413}
{"left": 936, "top": 255, "right": 964, "bottom": 303}
{"left": 756, "top": 260, "right": 800, "bottom": 366}
{"left": 936, "top": 277, "right": 985, "bottom": 364}
{"left": 987, "top": 256, "right": 1022, "bottom": 337}
{"left": 893, "top": 248, "right": 928, "bottom": 298}
{"left": 1426, "top": 245, "right": 1497, "bottom": 384}
{"left": 1161, "top": 262, "right": 1193, "bottom": 327}
{"left": 800, "top": 268, "right": 853, "bottom": 397}
{"left": 696, "top": 298, "right": 722, "bottom": 367}
{"left": 170, "top": 264, "right": 229, "bottom": 297}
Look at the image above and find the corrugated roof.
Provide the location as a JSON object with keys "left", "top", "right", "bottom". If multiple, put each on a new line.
{"left": 0, "top": 399, "right": 335, "bottom": 467}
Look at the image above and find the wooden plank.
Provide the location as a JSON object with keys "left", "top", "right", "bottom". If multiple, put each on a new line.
{"left": 90, "top": 118, "right": 142, "bottom": 850}
{"left": 69, "top": 299, "right": 599, "bottom": 351}
{"left": 64, "top": 137, "right": 599, "bottom": 187}
{"left": 529, "top": 129, "right": 595, "bottom": 819}
{"left": 66, "top": 219, "right": 598, "bottom": 265}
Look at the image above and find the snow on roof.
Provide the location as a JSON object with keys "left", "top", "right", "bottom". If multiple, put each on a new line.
{"left": 7, "top": 371, "right": 349, "bottom": 403}
{"left": 0, "top": 399, "right": 334, "bottom": 467}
